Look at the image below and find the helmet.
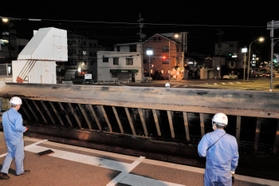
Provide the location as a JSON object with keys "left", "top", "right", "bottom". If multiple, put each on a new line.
{"left": 9, "top": 96, "right": 22, "bottom": 105}
{"left": 212, "top": 112, "right": 228, "bottom": 126}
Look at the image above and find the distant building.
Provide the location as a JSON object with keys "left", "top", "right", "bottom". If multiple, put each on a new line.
{"left": 97, "top": 43, "right": 142, "bottom": 82}
{"left": 0, "top": 28, "right": 29, "bottom": 63}
{"left": 66, "top": 33, "right": 106, "bottom": 80}
{"left": 142, "top": 32, "right": 187, "bottom": 80}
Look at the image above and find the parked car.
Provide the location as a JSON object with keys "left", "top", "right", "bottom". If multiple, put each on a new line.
{"left": 223, "top": 74, "right": 238, "bottom": 79}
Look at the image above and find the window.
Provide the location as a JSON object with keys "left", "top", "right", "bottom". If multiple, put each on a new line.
{"left": 162, "top": 46, "right": 169, "bottom": 52}
{"left": 229, "top": 43, "right": 234, "bottom": 47}
{"left": 113, "top": 58, "right": 119, "bottom": 65}
{"left": 111, "top": 73, "right": 117, "bottom": 78}
{"left": 126, "top": 58, "right": 133, "bottom": 65}
{"left": 103, "top": 57, "right": 109, "bottom": 62}
{"left": 129, "top": 45, "right": 136, "bottom": 52}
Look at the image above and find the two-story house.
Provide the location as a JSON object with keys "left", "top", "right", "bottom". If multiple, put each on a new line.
{"left": 142, "top": 33, "right": 187, "bottom": 80}
{"left": 97, "top": 43, "right": 142, "bottom": 82}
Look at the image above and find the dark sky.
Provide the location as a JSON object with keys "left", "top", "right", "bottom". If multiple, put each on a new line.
{"left": 1, "top": 0, "right": 279, "bottom": 58}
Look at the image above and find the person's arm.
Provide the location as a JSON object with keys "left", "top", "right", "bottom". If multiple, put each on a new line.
{"left": 231, "top": 139, "right": 239, "bottom": 172}
{"left": 198, "top": 135, "right": 209, "bottom": 157}
{"left": 14, "top": 115, "right": 26, "bottom": 133}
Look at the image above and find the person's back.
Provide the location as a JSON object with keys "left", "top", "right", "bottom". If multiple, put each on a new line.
{"left": 198, "top": 113, "right": 239, "bottom": 186}
{"left": 2, "top": 108, "right": 25, "bottom": 145}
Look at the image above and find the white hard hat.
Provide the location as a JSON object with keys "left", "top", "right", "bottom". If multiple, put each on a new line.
{"left": 9, "top": 96, "right": 22, "bottom": 105}
{"left": 212, "top": 112, "right": 228, "bottom": 126}
{"left": 165, "top": 82, "right": 170, "bottom": 88}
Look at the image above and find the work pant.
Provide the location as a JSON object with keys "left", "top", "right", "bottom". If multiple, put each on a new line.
{"left": 204, "top": 169, "right": 232, "bottom": 186}
{"left": 1, "top": 138, "right": 25, "bottom": 175}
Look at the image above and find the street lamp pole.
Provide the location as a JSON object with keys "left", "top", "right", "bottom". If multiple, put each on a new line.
{"left": 169, "top": 40, "right": 171, "bottom": 82}
{"left": 247, "top": 37, "right": 264, "bottom": 81}
{"left": 146, "top": 49, "right": 153, "bottom": 81}
{"left": 242, "top": 47, "right": 247, "bottom": 81}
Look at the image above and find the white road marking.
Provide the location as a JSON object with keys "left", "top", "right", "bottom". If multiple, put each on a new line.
{"left": 22, "top": 140, "right": 185, "bottom": 186}
{"left": 119, "top": 174, "right": 185, "bottom": 186}
{"left": 1, "top": 138, "right": 276, "bottom": 186}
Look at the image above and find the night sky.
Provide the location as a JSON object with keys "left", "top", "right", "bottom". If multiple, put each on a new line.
{"left": 1, "top": 0, "right": 279, "bottom": 59}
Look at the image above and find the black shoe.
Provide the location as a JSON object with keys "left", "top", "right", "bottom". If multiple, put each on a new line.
{"left": 0, "top": 172, "right": 10, "bottom": 179}
{"left": 17, "top": 170, "right": 30, "bottom": 176}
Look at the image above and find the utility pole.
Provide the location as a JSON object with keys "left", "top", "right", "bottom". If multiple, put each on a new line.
{"left": 137, "top": 13, "right": 145, "bottom": 81}
{"left": 267, "top": 20, "right": 279, "bottom": 91}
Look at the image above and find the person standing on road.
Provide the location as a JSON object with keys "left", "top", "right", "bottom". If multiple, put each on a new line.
{"left": 198, "top": 112, "right": 239, "bottom": 186}
{"left": 0, "top": 96, "right": 30, "bottom": 180}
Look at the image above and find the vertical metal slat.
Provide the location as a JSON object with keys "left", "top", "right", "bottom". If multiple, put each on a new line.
{"left": 200, "top": 113, "right": 205, "bottom": 136}
{"left": 167, "top": 110, "right": 175, "bottom": 138}
{"left": 68, "top": 103, "right": 82, "bottom": 128}
{"left": 49, "top": 102, "right": 65, "bottom": 126}
{"left": 112, "top": 106, "right": 124, "bottom": 134}
{"left": 87, "top": 105, "right": 102, "bottom": 130}
{"left": 236, "top": 116, "right": 241, "bottom": 144}
{"left": 100, "top": 106, "right": 112, "bottom": 132}
{"left": 32, "top": 100, "right": 47, "bottom": 123}
{"left": 272, "top": 120, "right": 279, "bottom": 153}
{"left": 152, "top": 109, "right": 161, "bottom": 136}
{"left": 183, "top": 112, "right": 190, "bottom": 141}
{"left": 24, "top": 100, "right": 39, "bottom": 122}
{"left": 21, "top": 100, "right": 32, "bottom": 121}
{"left": 254, "top": 118, "right": 261, "bottom": 151}
{"left": 125, "top": 107, "right": 136, "bottom": 135}
{"left": 78, "top": 104, "right": 92, "bottom": 129}
{"left": 58, "top": 102, "right": 73, "bottom": 127}
{"left": 41, "top": 101, "right": 55, "bottom": 124}
{"left": 138, "top": 108, "right": 148, "bottom": 137}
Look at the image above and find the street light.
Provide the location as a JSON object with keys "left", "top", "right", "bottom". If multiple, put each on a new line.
{"left": 247, "top": 37, "right": 264, "bottom": 80}
{"left": 242, "top": 47, "right": 247, "bottom": 81}
{"left": 146, "top": 49, "right": 153, "bottom": 81}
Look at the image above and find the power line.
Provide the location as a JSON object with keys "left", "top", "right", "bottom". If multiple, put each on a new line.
{"left": 1, "top": 16, "right": 266, "bottom": 28}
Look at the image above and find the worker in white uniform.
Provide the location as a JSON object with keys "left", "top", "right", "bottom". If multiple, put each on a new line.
{"left": 198, "top": 112, "right": 239, "bottom": 186}
{"left": 0, "top": 96, "right": 30, "bottom": 179}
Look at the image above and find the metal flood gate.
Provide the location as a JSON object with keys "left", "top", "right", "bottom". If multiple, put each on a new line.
{"left": 0, "top": 82, "right": 279, "bottom": 160}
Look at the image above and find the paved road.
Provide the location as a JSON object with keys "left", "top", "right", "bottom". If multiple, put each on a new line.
{"left": 0, "top": 133, "right": 278, "bottom": 186}
{"left": 126, "top": 78, "right": 279, "bottom": 92}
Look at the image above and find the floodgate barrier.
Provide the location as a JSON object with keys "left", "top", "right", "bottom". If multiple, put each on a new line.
{"left": 0, "top": 82, "right": 279, "bottom": 162}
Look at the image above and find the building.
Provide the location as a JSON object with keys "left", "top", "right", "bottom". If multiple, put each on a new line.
{"left": 97, "top": 43, "right": 142, "bottom": 82}
{"left": 142, "top": 33, "right": 187, "bottom": 80}
{"left": 197, "top": 41, "right": 245, "bottom": 79}
{"left": 66, "top": 33, "right": 106, "bottom": 81}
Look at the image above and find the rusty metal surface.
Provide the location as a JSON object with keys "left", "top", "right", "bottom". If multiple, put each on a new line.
{"left": 0, "top": 82, "right": 279, "bottom": 118}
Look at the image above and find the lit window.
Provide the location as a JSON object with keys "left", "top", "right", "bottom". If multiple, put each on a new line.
{"left": 161, "top": 70, "right": 164, "bottom": 74}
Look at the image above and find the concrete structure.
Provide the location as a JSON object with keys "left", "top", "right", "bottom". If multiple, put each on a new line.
{"left": 12, "top": 27, "right": 67, "bottom": 84}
